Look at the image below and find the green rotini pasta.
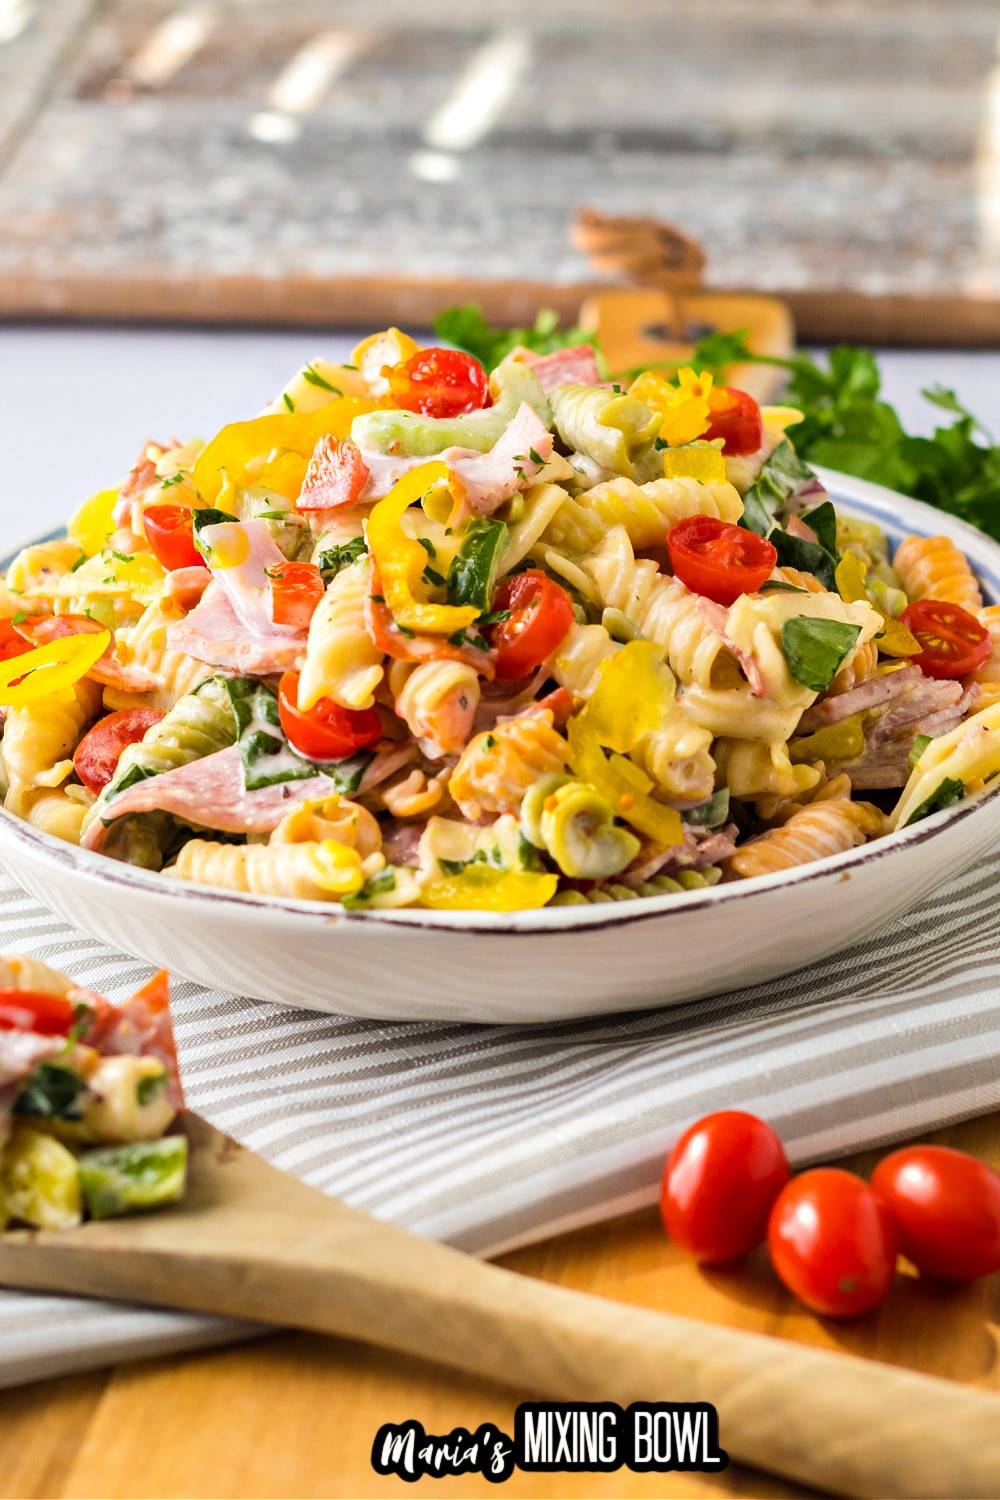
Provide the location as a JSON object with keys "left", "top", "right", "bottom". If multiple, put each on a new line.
{"left": 548, "top": 868, "right": 723, "bottom": 904}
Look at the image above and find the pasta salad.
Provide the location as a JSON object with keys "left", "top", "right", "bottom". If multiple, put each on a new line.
{"left": 2, "top": 329, "right": 1000, "bottom": 913}
{"left": 0, "top": 956, "right": 186, "bottom": 1229}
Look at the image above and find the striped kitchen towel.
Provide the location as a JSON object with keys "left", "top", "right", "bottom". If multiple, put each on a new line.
{"left": 2, "top": 851, "right": 1000, "bottom": 1388}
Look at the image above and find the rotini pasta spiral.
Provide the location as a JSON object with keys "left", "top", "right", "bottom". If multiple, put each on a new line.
{"left": 893, "top": 534, "right": 982, "bottom": 612}
{"left": 585, "top": 528, "right": 739, "bottom": 689}
{"left": 394, "top": 660, "right": 481, "bottom": 758}
{"left": 713, "top": 738, "right": 821, "bottom": 800}
{"left": 549, "top": 868, "right": 722, "bottom": 904}
{"left": 24, "top": 789, "right": 89, "bottom": 844}
{"left": 169, "top": 838, "right": 369, "bottom": 900}
{"left": 547, "top": 622, "right": 619, "bottom": 700}
{"left": 450, "top": 708, "right": 570, "bottom": 819}
{"left": 541, "top": 474, "right": 743, "bottom": 556}
{"left": 110, "top": 597, "right": 213, "bottom": 711}
{"left": 5, "top": 539, "right": 83, "bottom": 594}
{"left": 298, "top": 557, "right": 384, "bottom": 712}
{"left": 549, "top": 385, "right": 661, "bottom": 475}
{"left": 2, "top": 679, "right": 102, "bottom": 818}
{"left": 630, "top": 707, "right": 715, "bottom": 802}
{"left": 723, "top": 798, "right": 886, "bottom": 879}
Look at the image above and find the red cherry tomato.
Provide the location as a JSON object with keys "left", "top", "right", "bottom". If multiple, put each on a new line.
{"left": 143, "top": 503, "right": 205, "bottom": 572}
{"left": 661, "top": 1110, "right": 791, "bottom": 1263}
{"left": 267, "top": 561, "right": 324, "bottom": 630}
{"left": 900, "top": 599, "right": 990, "bottom": 679}
{"left": 667, "top": 516, "right": 777, "bottom": 607}
{"left": 0, "top": 619, "right": 35, "bottom": 663}
{"left": 871, "top": 1145, "right": 1000, "bottom": 1281}
{"left": 704, "top": 387, "right": 764, "bottom": 456}
{"left": 0, "top": 989, "right": 76, "bottom": 1035}
{"left": 768, "top": 1168, "right": 898, "bottom": 1317}
{"left": 277, "top": 671, "right": 382, "bottom": 762}
{"left": 73, "top": 708, "right": 167, "bottom": 794}
{"left": 387, "top": 348, "right": 490, "bottom": 418}
{"left": 490, "top": 570, "right": 575, "bottom": 681}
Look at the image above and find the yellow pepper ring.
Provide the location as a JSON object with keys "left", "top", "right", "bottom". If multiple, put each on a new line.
{"left": 0, "top": 630, "right": 111, "bottom": 707}
{"left": 367, "top": 462, "right": 479, "bottom": 636}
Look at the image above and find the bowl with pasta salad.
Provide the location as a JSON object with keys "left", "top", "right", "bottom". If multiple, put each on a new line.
{"left": 0, "top": 330, "right": 998, "bottom": 1023}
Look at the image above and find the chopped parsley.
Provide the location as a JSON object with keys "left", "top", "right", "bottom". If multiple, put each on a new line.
{"left": 529, "top": 446, "right": 544, "bottom": 465}
{"left": 160, "top": 473, "right": 185, "bottom": 488}
{"left": 422, "top": 565, "right": 446, "bottom": 588}
{"left": 318, "top": 535, "right": 367, "bottom": 585}
{"left": 283, "top": 393, "right": 295, "bottom": 412}
{"left": 477, "top": 608, "right": 511, "bottom": 625}
{"left": 11, "top": 610, "right": 26, "bottom": 625}
{"left": 417, "top": 537, "right": 437, "bottom": 558}
{"left": 70, "top": 554, "right": 88, "bottom": 572}
{"left": 302, "top": 363, "right": 340, "bottom": 394}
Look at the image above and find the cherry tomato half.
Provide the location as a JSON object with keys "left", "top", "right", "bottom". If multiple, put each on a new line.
{"left": 0, "top": 988, "right": 76, "bottom": 1035}
{"left": 0, "top": 619, "right": 34, "bottom": 664}
{"left": 267, "top": 561, "right": 324, "bottom": 630}
{"left": 667, "top": 516, "right": 777, "bottom": 607}
{"left": 768, "top": 1168, "right": 898, "bottom": 1317}
{"left": 704, "top": 387, "right": 764, "bottom": 456}
{"left": 143, "top": 503, "right": 205, "bottom": 572}
{"left": 387, "top": 348, "right": 490, "bottom": 419}
{"left": 278, "top": 671, "right": 382, "bottom": 762}
{"left": 900, "top": 598, "right": 990, "bottom": 679}
{"left": 661, "top": 1110, "right": 791, "bottom": 1263}
{"left": 490, "top": 570, "right": 575, "bottom": 681}
{"left": 871, "top": 1145, "right": 1000, "bottom": 1281}
{"left": 73, "top": 708, "right": 167, "bottom": 794}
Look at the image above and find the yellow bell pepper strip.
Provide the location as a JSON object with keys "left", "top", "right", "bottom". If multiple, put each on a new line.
{"left": 67, "top": 489, "right": 118, "bottom": 558}
{"left": 366, "top": 464, "right": 480, "bottom": 635}
{"left": 582, "top": 641, "right": 677, "bottom": 753}
{"left": 420, "top": 863, "right": 558, "bottom": 911}
{"left": 567, "top": 717, "right": 683, "bottom": 847}
{"left": 661, "top": 445, "right": 727, "bottom": 484}
{"left": 628, "top": 368, "right": 713, "bottom": 447}
{"left": 0, "top": 630, "right": 111, "bottom": 707}
{"left": 835, "top": 552, "right": 920, "bottom": 658}
{"left": 193, "top": 398, "right": 381, "bottom": 504}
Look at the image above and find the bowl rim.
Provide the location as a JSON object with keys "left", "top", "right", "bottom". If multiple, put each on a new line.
{"left": 2, "top": 466, "right": 998, "bottom": 936}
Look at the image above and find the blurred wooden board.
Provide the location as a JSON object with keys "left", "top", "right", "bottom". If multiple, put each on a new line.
{"left": 2, "top": 0, "right": 1000, "bottom": 342}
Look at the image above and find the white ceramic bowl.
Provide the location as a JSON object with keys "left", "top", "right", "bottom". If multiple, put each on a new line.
{"left": 1, "top": 468, "right": 998, "bottom": 1024}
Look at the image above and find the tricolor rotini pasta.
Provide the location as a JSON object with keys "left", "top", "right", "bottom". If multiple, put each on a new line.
{"left": 2, "top": 329, "right": 998, "bottom": 911}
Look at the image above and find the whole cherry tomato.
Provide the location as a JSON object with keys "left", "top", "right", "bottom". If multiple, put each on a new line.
{"left": 73, "top": 708, "right": 166, "bottom": 794}
{"left": 871, "top": 1145, "right": 1000, "bottom": 1281}
{"left": 278, "top": 671, "right": 382, "bottom": 762}
{"left": 661, "top": 1110, "right": 791, "bottom": 1263}
{"left": 900, "top": 599, "right": 990, "bottom": 679}
{"left": 768, "top": 1168, "right": 898, "bottom": 1317}
{"left": 0, "top": 619, "right": 34, "bottom": 663}
{"left": 667, "top": 516, "right": 777, "bottom": 607}
{"left": 143, "top": 503, "right": 205, "bottom": 572}
{"left": 0, "top": 989, "right": 76, "bottom": 1035}
{"left": 387, "top": 348, "right": 490, "bottom": 418}
{"left": 704, "top": 387, "right": 764, "bottom": 456}
{"left": 267, "top": 561, "right": 325, "bottom": 630}
{"left": 490, "top": 570, "right": 575, "bottom": 681}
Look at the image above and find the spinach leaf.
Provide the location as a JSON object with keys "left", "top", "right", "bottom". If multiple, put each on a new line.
{"left": 902, "top": 776, "right": 966, "bottom": 827}
{"left": 447, "top": 519, "right": 508, "bottom": 611}
{"left": 343, "top": 868, "right": 396, "bottom": 909}
{"left": 770, "top": 529, "right": 837, "bottom": 590}
{"left": 741, "top": 441, "right": 820, "bottom": 537}
{"left": 908, "top": 733, "right": 933, "bottom": 770}
{"left": 318, "top": 535, "right": 366, "bottom": 585}
{"left": 324, "top": 750, "right": 373, "bottom": 794}
{"left": 222, "top": 679, "right": 320, "bottom": 791}
{"left": 13, "top": 1062, "right": 90, "bottom": 1121}
{"left": 781, "top": 617, "right": 861, "bottom": 692}
{"left": 682, "top": 787, "right": 730, "bottom": 829}
{"left": 802, "top": 500, "right": 838, "bottom": 557}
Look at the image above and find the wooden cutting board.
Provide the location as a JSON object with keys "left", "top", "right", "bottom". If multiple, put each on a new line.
{"left": 1, "top": 0, "right": 1000, "bottom": 343}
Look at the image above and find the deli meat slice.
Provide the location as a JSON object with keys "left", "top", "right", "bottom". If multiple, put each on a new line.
{"left": 82, "top": 745, "right": 338, "bottom": 851}
{"left": 358, "top": 402, "right": 554, "bottom": 513}
{"left": 167, "top": 581, "right": 307, "bottom": 675}
{"left": 85, "top": 970, "right": 185, "bottom": 1110}
{"left": 502, "top": 344, "right": 604, "bottom": 393}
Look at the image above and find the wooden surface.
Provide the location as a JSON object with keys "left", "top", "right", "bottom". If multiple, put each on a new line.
{"left": 2, "top": 1, "right": 1000, "bottom": 341}
{"left": 3, "top": 1110, "right": 1000, "bottom": 1499}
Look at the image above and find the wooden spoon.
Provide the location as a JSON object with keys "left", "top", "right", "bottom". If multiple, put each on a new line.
{"left": 1, "top": 1113, "right": 997, "bottom": 1499}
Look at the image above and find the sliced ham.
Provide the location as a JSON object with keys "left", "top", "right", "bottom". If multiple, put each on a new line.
{"left": 622, "top": 823, "right": 739, "bottom": 886}
{"left": 164, "top": 565, "right": 211, "bottom": 610}
{"left": 697, "top": 597, "right": 769, "bottom": 698}
{"left": 85, "top": 970, "right": 184, "bottom": 1110}
{"left": 798, "top": 665, "right": 923, "bottom": 730}
{"left": 167, "top": 581, "right": 307, "bottom": 675}
{"left": 82, "top": 744, "right": 340, "bottom": 852}
{"left": 357, "top": 402, "right": 554, "bottom": 513}
{"left": 199, "top": 519, "right": 304, "bottom": 640}
{"left": 807, "top": 666, "right": 966, "bottom": 789}
{"left": 15, "top": 616, "right": 163, "bottom": 694}
{"left": 502, "top": 344, "right": 604, "bottom": 393}
{"left": 112, "top": 439, "right": 178, "bottom": 527}
{"left": 298, "top": 436, "right": 370, "bottom": 510}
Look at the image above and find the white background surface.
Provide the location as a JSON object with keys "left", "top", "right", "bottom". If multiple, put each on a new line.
{"left": 1, "top": 325, "right": 999, "bottom": 547}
